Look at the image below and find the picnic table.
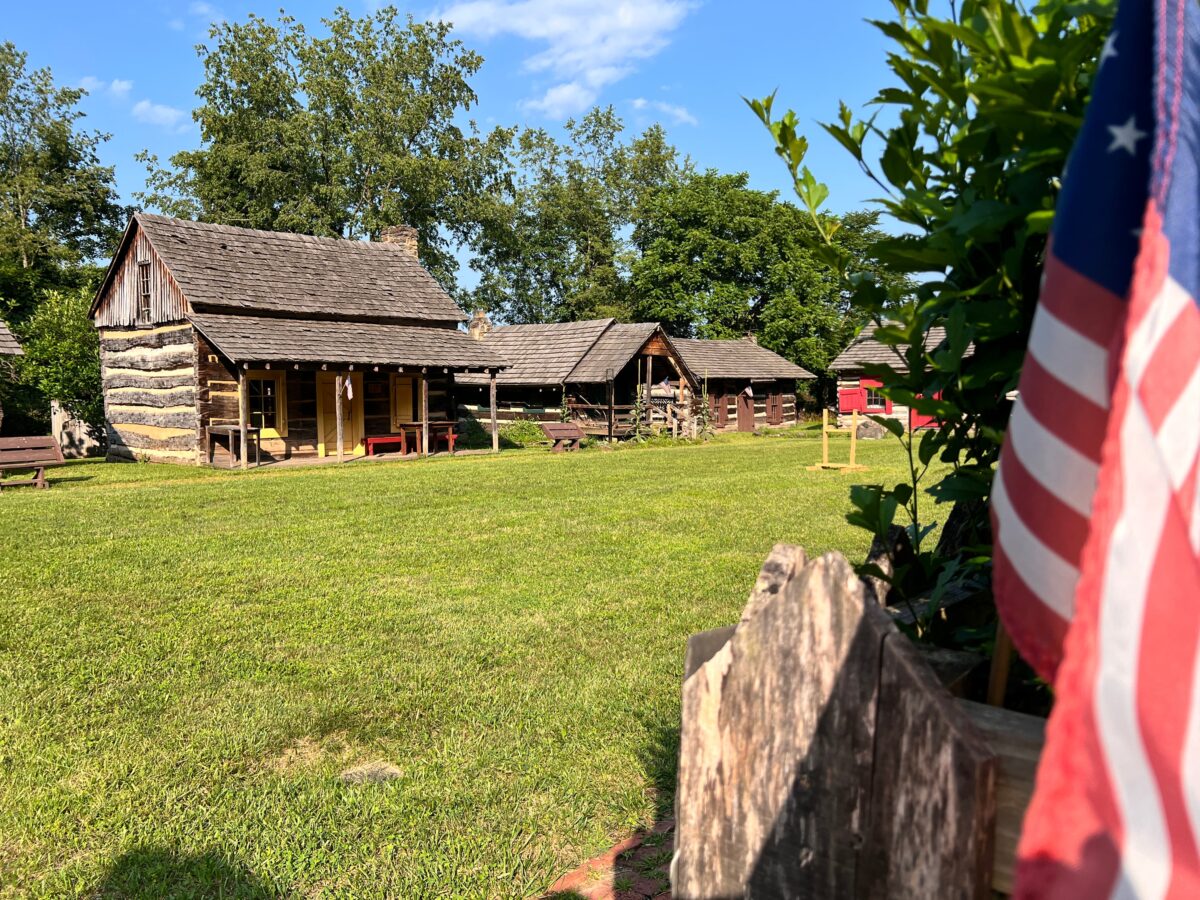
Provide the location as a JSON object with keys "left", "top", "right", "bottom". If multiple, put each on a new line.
{"left": 207, "top": 424, "right": 261, "bottom": 468}
{"left": 540, "top": 422, "right": 584, "bottom": 452}
{"left": 373, "top": 422, "right": 458, "bottom": 456}
{"left": 0, "top": 436, "right": 65, "bottom": 490}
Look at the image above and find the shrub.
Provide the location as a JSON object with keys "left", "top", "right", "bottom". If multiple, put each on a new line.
{"left": 499, "top": 417, "right": 546, "bottom": 448}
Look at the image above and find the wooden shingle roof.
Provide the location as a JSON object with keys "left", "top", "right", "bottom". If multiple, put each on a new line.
{"left": 566, "top": 322, "right": 660, "bottom": 383}
{"left": 457, "top": 319, "right": 614, "bottom": 386}
{"left": 0, "top": 320, "right": 22, "bottom": 356}
{"left": 132, "top": 213, "right": 466, "bottom": 323}
{"left": 829, "top": 323, "right": 963, "bottom": 373}
{"left": 190, "top": 313, "right": 506, "bottom": 369}
{"left": 673, "top": 338, "right": 814, "bottom": 381}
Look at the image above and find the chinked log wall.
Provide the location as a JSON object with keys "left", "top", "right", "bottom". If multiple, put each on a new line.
{"left": 100, "top": 323, "right": 199, "bottom": 463}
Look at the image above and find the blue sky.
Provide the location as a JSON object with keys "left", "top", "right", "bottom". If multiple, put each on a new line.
{"left": 5, "top": 1, "right": 896, "bottom": 220}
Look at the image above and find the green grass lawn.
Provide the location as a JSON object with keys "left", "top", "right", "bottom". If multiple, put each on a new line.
{"left": 1, "top": 432, "right": 925, "bottom": 898}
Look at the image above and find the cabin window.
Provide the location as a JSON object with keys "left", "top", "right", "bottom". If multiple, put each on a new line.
{"left": 860, "top": 378, "right": 893, "bottom": 414}
{"left": 865, "top": 387, "right": 887, "bottom": 410}
{"left": 246, "top": 371, "right": 287, "bottom": 438}
{"left": 136, "top": 261, "right": 152, "bottom": 321}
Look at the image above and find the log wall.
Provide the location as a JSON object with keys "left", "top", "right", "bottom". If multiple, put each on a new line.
{"left": 94, "top": 227, "right": 188, "bottom": 328}
{"left": 709, "top": 379, "right": 799, "bottom": 432}
{"left": 100, "top": 323, "right": 199, "bottom": 463}
{"left": 837, "top": 376, "right": 911, "bottom": 430}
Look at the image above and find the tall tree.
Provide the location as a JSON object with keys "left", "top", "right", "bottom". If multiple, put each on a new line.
{"left": 467, "top": 107, "right": 681, "bottom": 323}
{"left": 629, "top": 170, "right": 904, "bottom": 375}
{"left": 138, "top": 8, "right": 506, "bottom": 292}
{"left": 0, "top": 42, "right": 126, "bottom": 322}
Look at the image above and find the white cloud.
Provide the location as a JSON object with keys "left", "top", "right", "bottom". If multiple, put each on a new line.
{"left": 631, "top": 97, "right": 697, "bottom": 126}
{"left": 438, "top": 0, "right": 695, "bottom": 118}
{"left": 188, "top": 1, "right": 224, "bottom": 20}
{"left": 168, "top": 18, "right": 185, "bottom": 31}
{"left": 132, "top": 99, "right": 189, "bottom": 132}
{"left": 79, "top": 76, "right": 135, "bottom": 100}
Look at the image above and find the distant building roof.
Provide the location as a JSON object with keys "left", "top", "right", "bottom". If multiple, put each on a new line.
{"left": 0, "top": 320, "right": 22, "bottom": 356}
{"left": 457, "top": 319, "right": 614, "bottom": 386}
{"left": 104, "top": 213, "right": 466, "bottom": 324}
{"left": 829, "top": 322, "right": 969, "bottom": 373}
{"left": 189, "top": 313, "right": 506, "bottom": 370}
{"left": 567, "top": 322, "right": 660, "bottom": 383}
{"left": 673, "top": 337, "right": 814, "bottom": 381}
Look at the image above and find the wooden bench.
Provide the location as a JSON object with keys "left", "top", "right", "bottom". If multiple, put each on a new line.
{"left": 364, "top": 433, "right": 413, "bottom": 456}
{"left": 0, "top": 436, "right": 65, "bottom": 491}
{"left": 541, "top": 422, "right": 584, "bottom": 452}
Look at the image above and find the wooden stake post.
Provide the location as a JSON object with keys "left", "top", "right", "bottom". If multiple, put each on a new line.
{"left": 807, "top": 408, "right": 867, "bottom": 472}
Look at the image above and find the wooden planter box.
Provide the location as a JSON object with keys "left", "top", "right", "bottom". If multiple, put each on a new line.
{"left": 674, "top": 544, "right": 1044, "bottom": 899}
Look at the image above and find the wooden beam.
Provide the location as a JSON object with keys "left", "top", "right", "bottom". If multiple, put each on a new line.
{"left": 421, "top": 375, "right": 430, "bottom": 457}
{"left": 237, "top": 368, "right": 249, "bottom": 470}
{"left": 489, "top": 370, "right": 499, "bottom": 453}
{"left": 607, "top": 376, "right": 615, "bottom": 442}
{"left": 335, "top": 372, "right": 345, "bottom": 464}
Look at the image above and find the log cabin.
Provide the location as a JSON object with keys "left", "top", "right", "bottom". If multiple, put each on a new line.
{"left": 457, "top": 314, "right": 814, "bottom": 436}
{"left": 456, "top": 315, "right": 690, "bottom": 437}
{"left": 829, "top": 321, "right": 973, "bottom": 430}
{"left": 672, "top": 336, "right": 815, "bottom": 433}
{"left": 89, "top": 214, "right": 507, "bottom": 466}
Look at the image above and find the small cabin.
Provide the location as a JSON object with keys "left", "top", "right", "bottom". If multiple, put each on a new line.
{"left": 829, "top": 322, "right": 973, "bottom": 430}
{"left": 672, "top": 337, "right": 815, "bottom": 432}
{"left": 456, "top": 316, "right": 693, "bottom": 437}
{"left": 89, "top": 214, "right": 506, "bottom": 465}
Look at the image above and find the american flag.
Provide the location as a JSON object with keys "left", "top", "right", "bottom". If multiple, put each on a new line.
{"left": 991, "top": 0, "right": 1200, "bottom": 894}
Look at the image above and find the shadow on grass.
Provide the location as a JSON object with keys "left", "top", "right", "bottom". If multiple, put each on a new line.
{"left": 93, "top": 847, "right": 280, "bottom": 899}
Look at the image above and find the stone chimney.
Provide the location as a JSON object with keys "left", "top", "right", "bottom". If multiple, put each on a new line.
{"left": 379, "top": 225, "right": 419, "bottom": 258}
{"left": 468, "top": 309, "right": 493, "bottom": 341}
{"left": 746, "top": 332, "right": 759, "bottom": 345}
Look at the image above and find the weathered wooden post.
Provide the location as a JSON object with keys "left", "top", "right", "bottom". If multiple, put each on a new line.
{"left": 674, "top": 545, "right": 998, "bottom": 899}
{"left": 335, "top": 372, "right": 345, "bottom": 464}
{"left": 489, "top": 369, "right": 499, "bottom": 453}
{"left": 237, "top": 367, "right": 249, "bottom": 470}
{"left": 421, "top": 373, "right": 430, "bottom": 457}
{"left": 606, "top": 368, "right": 615, "bottom": 441}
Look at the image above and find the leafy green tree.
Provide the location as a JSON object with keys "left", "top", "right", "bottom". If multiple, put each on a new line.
{"left": 138, "top": 8, "right": 506, "bottom": 292}
{"left": 0, "top": 42, "right": 126, "bottom": 322}
{"left": 17, "top": 288, "right": 104, "bottom": 442}
{"left": 468, "top": 107, "right": 681, "bottom": 323}
{"left": 750, "top": 0, "right": 1112, "bottom": 609}
{"left": 630, "top": 170, "right": 904, "bottom": 376}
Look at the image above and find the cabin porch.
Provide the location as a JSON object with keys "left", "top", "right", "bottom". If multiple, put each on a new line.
{"left": 197, "top": 333, "right": 501, "bottom": 467}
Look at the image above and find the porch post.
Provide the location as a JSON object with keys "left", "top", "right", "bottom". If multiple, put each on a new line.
{"left": 645, "top": 355, "right": 653, "bottom": 410}
{"left": 335, "top": 372, "right": 345, "bottom": 464}
{"left": 421, "top": 372, "right": 430, "bottom": 457}
{"left": 489, "top": 369, "right": 499, "bottom": 453}
{"left": 237, "top": 367, "right": 249, "bottom": 470}
{"left": 606, "top": 369, "right": 615, "bottom": 442}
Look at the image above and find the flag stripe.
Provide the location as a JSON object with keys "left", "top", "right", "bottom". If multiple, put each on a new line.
{"left": 993, "top": 469, "right": 1081, "bottom": 620}
{"left": 1028, "top": 304, "right": 1114, "bottom": 409}
{"left": 1040, "top": 250, "right": 1128, "bottom": 346}
{"left": 998, "top": 447, "right": 1093, "bottom": 564}
{"left": 1008, "top": 400, "right": 1101, "bottom": 518}
{"left": 1020, "top": 354, "right": 1111, "bottom": 462}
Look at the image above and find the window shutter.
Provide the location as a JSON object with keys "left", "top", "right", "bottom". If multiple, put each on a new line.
{"left": 838, "top": 387, "right": 866, "bottom": 413}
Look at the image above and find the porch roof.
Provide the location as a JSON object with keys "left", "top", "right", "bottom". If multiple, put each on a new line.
{"left": 189, "top": 313, "right": 507, "bottom": 370}
{"left": 829, "top": 322, "right": 952, "bottom": 374}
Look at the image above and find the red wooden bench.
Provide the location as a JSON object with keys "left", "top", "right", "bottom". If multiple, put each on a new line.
{"left": 0, "top": 436, "right": 65, "bottom": 491}
{"left": 364, "top": 433, "right": 414, "bottom": 456}
{"left": 541, "top": 422, "right": 584, "bottom": 452}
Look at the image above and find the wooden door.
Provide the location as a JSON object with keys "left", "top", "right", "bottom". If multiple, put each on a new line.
{"left": 737, "top": 389, "right": 755, "bottom": 432}
{"left": 316, "top": 372, "right": 364, "bottom": 457}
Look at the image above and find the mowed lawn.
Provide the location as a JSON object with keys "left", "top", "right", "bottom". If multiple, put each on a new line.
{"left": 1, "top": 433, "right": 920, "bottom": 898}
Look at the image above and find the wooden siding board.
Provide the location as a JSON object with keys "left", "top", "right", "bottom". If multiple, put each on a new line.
{"left": 93, "top": 227, "right": 188, "bottom": 328}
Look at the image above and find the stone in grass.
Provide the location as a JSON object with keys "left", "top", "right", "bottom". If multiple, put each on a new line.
{"left": 338, "top": 760, "right": 403, "bottom": 784}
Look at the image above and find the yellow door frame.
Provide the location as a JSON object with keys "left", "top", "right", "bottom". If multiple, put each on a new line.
{"left": 315, "top": 370, "right": 365, "bottom": 457}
